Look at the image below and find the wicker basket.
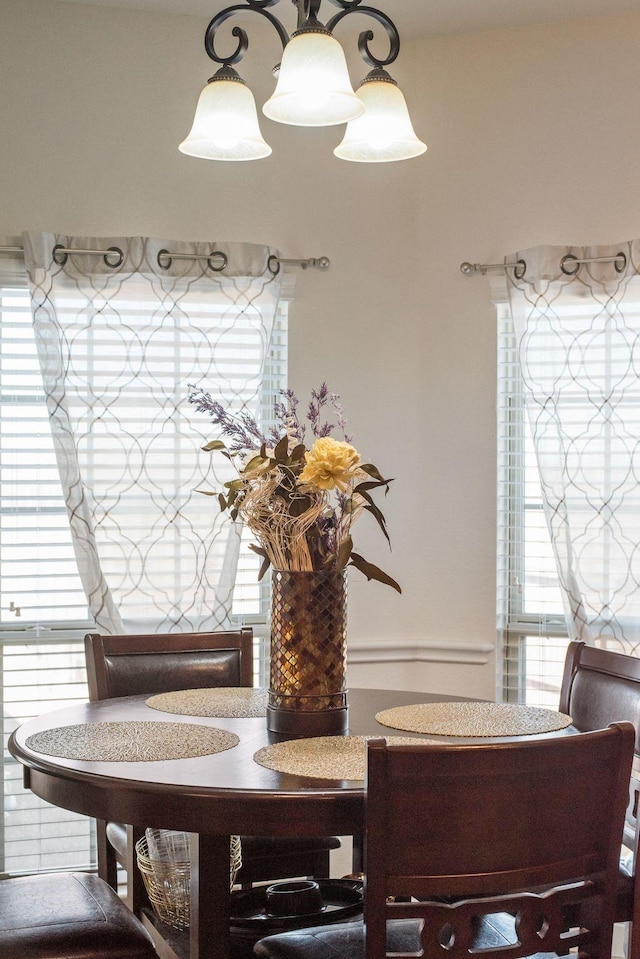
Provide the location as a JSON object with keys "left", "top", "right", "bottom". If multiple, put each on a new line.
{"left": 136, "top": 830, "right": 242, "bottom": 930}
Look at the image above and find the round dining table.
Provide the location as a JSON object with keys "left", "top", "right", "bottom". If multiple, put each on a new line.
{"left": 8, "top": 687, "right": 570, "bottom": 959}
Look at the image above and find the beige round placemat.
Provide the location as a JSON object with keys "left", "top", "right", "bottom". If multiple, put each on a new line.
{"left": 146, "top": 687, "right": 268, "bottom": 718}
{"left": 25, "top": 721, "right": 240, "bottom": 762}
{"left": 375, "top": 702, "right": 572, "bottom": 738}
{"left": 254, "top": 735, "right": 435, "bottom": 781}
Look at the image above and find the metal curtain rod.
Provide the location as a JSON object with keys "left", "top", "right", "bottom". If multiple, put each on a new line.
{"left": 460, "top": 260, "right": 522, "bottom": 276}
{"left": 0, "top": 244, "right": 330, "bottom": 273}
{"left": 460, "top": 251, "right": 628, "bottom": 278}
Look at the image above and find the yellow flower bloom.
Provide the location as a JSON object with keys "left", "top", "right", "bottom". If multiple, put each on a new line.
{"left": 299, "top": 437, "right": 361, "bottom": 492}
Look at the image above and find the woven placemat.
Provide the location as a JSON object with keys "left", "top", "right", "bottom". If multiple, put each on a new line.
{"left": 146, "top": 687, "right": 268, "bottom": 718}
{"left": 375, "top": 702, "right": 572, "bottom": 738}
{"left": 253, "top": 735, "right": 435, "bottom": 781}
{"left": 25, "top": 721, "right": 240, "bottom": 762}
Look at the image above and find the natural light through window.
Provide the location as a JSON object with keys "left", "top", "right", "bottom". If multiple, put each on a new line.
{"left": 0, "top": 268, "right": 288, "bottom": 876}
{"left": 497, "top": 299, "right": 569, "bottom": 709}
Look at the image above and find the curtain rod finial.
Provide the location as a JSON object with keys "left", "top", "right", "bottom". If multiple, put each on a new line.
{"left": 460, "top": 261, "right": 479, "bottom": 275}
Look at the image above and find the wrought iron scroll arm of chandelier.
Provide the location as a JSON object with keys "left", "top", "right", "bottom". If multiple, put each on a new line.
{"left": 203, "top": 1, "right": 290, "bottom": 68}
{"left": 178, "top": 0, "right": 426, "bottom": 163}
{"left": 202, "top": 0, "right": 399, "bottom": 70}
{"left": 325, "top": 4, "right": 399, "bottom": 70}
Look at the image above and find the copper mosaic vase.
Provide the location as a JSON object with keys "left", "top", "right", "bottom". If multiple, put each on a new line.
{"left": 267, "top": 568, "right": 349, "bottom": 736}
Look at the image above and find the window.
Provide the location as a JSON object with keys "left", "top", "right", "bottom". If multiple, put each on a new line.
{"left": 0, "top": 261, "right": 288, "bottom": 876}
{"left": 497, "top": 297, "right": 570, "bottom": 708}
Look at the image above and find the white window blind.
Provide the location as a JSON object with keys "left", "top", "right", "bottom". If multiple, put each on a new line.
{"left": 498, "top": 278, "right": 640, "bottom": 704}
{"left": 1, "top": 264, "right": 288, "bottom": 876}
{"left": 496, "top": 298, "right": 570, "bottom": 707}
{"left": 0, "top": 281, "right": 90, "bottom": 625}
{"left": 2, "top": 636, "right": 94, "bottom": 877}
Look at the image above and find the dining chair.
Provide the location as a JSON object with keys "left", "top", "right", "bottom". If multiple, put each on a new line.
{"left": 558, "top": 639, "right": 640, "bottom": 956}
{"left": 84, "top": 629, "right": 340, "bottom": 908}
{"left": 0, "top": 871, "right": 156, "bottom": 959}
{"left": 254, "top": 724, "right": 634, "bottom": 959}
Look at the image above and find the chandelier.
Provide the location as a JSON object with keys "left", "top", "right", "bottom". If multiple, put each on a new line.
{"left": 179, "top": 0, "right": 426, "bottom": 163}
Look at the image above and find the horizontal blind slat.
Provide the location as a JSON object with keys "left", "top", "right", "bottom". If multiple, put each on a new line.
{"left": 0, "top": 271, "right": 287, "bottom": 875}
{"left": 497, "top": 301, "right": 569, "bottom": 707}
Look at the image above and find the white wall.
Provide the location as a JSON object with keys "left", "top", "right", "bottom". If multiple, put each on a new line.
{"left": 3, "top": 1, "right": 640, "bottom": 701}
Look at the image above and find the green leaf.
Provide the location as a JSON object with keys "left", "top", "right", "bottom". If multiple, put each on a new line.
{"left": 202, "top": 439, "right": 227, "bottom": 452}
{"left": 218, "top": 493, "right": 227, "bottom": 512}
{"left": 249, "top": 543, "right": 271, "bottom": 581}
{"left": 274, "top": 434, "right": 290, "bottom": 463}
{"left": 290, "top": 443, "right": 306, "bottom": 462}
{"left": 223, "top": 483, "right": 241, "bottom": 508}
{"left": 337, "top": 535, "right": 353, "bottom": 569}
{"left": 248, "top": 542, "right": 268, "bottom": 559}
{"left": 357, "top": 490, "right": 390, "bottom": 543}
{"left": 194, "top": 488, "right": 217, "bottom": 496}
{"left": 242, "top": 454, "right": 269, "bottom": 474}
{"left": 353, "top": 479, "right": 388, "bottom": 494}
{"left": 257, "top": 555, "right": 271, "bottom": 580}
{"left": 359, "top": 463, "right": 393, "bottom": 485}
{"left": 349, "top": 552, "right": 401, "bottom": 593}
{"left": 343, "top": 497, "right": 355, "bottom": 516}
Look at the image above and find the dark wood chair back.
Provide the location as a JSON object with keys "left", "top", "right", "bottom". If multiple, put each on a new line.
{"left": 559, "top": 639, "right": 640, "bottom": 850}
{"left": 84, "top": 628, "right": 254, "bottom": 701}
{"left": 363, "top": 726, "right": 634, "bottom": 959}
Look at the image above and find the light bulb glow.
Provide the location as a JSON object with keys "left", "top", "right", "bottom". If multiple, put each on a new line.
{"left": 334, "top": 77, "right": 426, "bottom": 163}
{"left": 179, "top": 75, "right": 271, "bottom": 161}
{"left": 263, "top": 31, "right": 363, "bottom": 127}
{"left": 211, "top": 126, "right": 241, "bottom": 150}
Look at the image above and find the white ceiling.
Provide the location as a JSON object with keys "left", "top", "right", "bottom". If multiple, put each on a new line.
{"left": 52, "top": 0, "right": 640, "bottom": 38}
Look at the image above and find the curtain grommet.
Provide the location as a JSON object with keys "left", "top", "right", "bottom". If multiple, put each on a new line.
{"left": 268, "top": 255, "right": 281, "bottom": 276}
{"left": 560, "top": 254, "right": 580, "bottom": 276}
{"left": 157, "top": 249, "right": 172, "bottom": 270}
{"left": 104, "top": 247, "right": 124, "bottom": 268}
{"left": 52, "top": 244, "right": 68, "bottom": 266}
{"left": 208, "top": 252, "right": 227, "bottom": 272}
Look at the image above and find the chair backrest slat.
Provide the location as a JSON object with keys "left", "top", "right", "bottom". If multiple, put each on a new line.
{"left": 84, "top": 629, "right": 254, "bottom": 700}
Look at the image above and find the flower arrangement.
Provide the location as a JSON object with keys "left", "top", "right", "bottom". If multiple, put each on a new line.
{"left": 188, "top": 383, "right": 400, "bottom": 592}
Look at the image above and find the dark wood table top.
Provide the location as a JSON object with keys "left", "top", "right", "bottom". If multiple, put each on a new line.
{"left": 9, "top": 687, "right": 474, "bottom": 837}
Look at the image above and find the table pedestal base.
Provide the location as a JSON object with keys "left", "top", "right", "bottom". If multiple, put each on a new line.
{"left": 266, "top": 704, "right": 349, "bottom": 737}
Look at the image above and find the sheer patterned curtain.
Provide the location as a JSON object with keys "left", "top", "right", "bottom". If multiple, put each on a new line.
{"left": 23, "top": 232, "right": 283, "bottom": 634}
{"left": 507, "top": 240, "right": 640, "bottom": 654}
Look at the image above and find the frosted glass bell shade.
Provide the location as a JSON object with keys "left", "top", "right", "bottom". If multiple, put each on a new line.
{"left": 263, "top": 31, "right": 364, "bottom": 127}
{"left": 334, "top": 77, "right": 427, "bottom": 162}
{"left": 179, "top": 74, "right": 272, "bottom": 161}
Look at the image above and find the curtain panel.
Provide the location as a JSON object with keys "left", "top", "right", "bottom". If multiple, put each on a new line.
{"left": 507, "top": 240, "right": 640, "bottom": 654}
{"left": 23, "top": 232, "right": 283, "bottom": 634}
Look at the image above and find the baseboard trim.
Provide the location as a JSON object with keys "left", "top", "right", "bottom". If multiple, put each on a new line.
{"left": 347, "top": 638, "right": 494, "bottom": 666}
